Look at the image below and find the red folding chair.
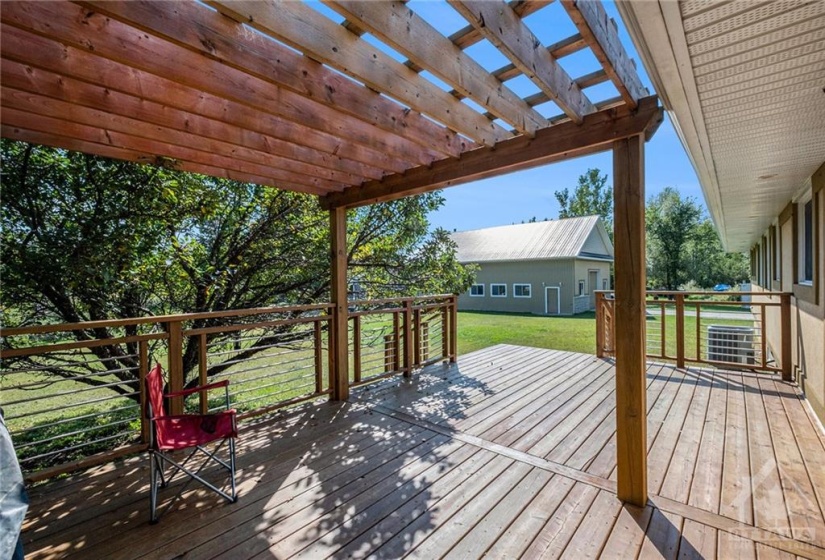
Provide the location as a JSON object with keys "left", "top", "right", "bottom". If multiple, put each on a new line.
{"left": 145, "top": 363, "right": 238, "bottom": 523}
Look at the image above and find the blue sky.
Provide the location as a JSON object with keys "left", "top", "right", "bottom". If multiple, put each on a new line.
{"left": 401, "top": 1, "right": 706, "bottom": 233}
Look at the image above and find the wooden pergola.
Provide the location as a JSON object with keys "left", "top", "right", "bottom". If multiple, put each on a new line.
{"left": 0, "top": 0, "right": 662, "bottom": 506}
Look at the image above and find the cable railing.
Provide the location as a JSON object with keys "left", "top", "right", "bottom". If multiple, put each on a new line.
{"left": 0, "top": 295, "right": 458, "bottom": 481}
{"left": 595, "top": 290, "right": 792, "bottom": 379}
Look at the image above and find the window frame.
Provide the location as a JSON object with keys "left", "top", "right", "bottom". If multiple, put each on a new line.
{"left": 577, "top": 280, "right": 585, "bottom": 296}
{"left": 490, "top": 283, "right": 507, "bottom": 298}
{"left": 469, "top": 284, "right": 485, "bottom": 297}
{"left": 793, "top": 188, "right": 820, "bottom": 305}
{"left": 513, "top": 283, "right": 531, "bottom": 298}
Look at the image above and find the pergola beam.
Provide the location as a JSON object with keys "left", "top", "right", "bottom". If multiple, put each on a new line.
{"left": 80, "top": 0, "right": 470, "bottom": 160}
{"left": 561, "top": 0, "right": 647, "bottom": 109}
{"left": 208, "top": 0, "right": 509, "bottom": 147}
{"left": 1, "top": 2, "right": 441, "bottom": 171}
{"left": 322, "top": 0, "right": 549, "bottom": 137}
{"left": 449, "top": 0, "right": 595, "bottom": 124}
{"left": 0, "top": 24, "right": 405, "bottom": 176}
{"left": 321, "top": 96, "right": 662, "bottom": 209}
{"left": 2, "top": 124, "right": 324, "bottom": 195}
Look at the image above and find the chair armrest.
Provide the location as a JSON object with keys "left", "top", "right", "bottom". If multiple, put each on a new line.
{"left": 166, "top": 379, "right": 230, "bottom": 399}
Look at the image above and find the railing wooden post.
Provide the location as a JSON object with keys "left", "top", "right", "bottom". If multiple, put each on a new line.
{"left": 413, "top": 307, "right": 422, "bottom": 368}
{"left": 780, "top": 293, "right": 792, "bottom": 381}
{"left": 449, "top": 294, "right": 458, "bottom": 363}
{"left": 138, "top": 340, "right": 150, "bottom": 443}
{"left": 403, "top": 299, "right": 414, "bottom": 377}
{"left": 675, "top": 293, "right": 686, "bottom": 369}
{"left": 442, "top": 305, "right": 449, "bottom": 361}
{"left": 393, "top": 311, "right": 401, "bottom": 371}
{"left": 167, "top": 320, "right": 185, "bottom": 416}
{"left": 330, "top": 206, "right": 349, "bottom": 401}
{"left": 198, "top": 333, "right": 208, "bottom": 414}
{"left": 314, "top": 320, "right": 324, "bottom": 393}
{"left": 353, "top": 315, "right": 362, "bottom": 384}
{"left": 596, "top": 291, "right": 605, "bottom": 358}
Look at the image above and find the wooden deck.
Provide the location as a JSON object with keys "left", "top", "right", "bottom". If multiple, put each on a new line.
{"left": 21, "top": 345, "right": 825, "bottom": 559}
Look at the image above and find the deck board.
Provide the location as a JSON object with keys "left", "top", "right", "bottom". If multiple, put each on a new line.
{"left": 19, "top": 345, "right": 825, "bottom": 559}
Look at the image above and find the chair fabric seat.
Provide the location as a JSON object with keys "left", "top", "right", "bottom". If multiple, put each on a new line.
{"left": 154, "top": 411, "right": 237, "bottom": 450}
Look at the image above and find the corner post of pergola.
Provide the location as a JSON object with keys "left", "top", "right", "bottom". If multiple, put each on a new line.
{"left": 330, "top": 206, "right": 350, "bottom": 402}
{"left": 612, "top": 134, "right": 648, "bottom": 507}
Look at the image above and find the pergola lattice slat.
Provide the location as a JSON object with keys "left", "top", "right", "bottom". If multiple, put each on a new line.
{"left": 208, "top": 0, "right": 507, "bottom": 147}
{"left": 322, "top": 0, "right": 550, "bottom": 137}
{"left": 561, "top": 0, "right": 647, "bottom": 108}
{"left": 448, "top": 0, "right": 595, "bottom": 124}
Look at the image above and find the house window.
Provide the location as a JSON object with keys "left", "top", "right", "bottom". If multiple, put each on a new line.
{"left": 469, "top": 284, "right": 484, "bottom": 297}
{"left": 602, "top": 278, "right": 608, "bottom": 290}
{"left": 490, "top": 284, "right": 507, "bottom": 297}
{"left": 578, "top": 280, "right": 585, "bottom": 296}
{"left": 771, "top": 225, "right": 780, "bottom": 282}
{"left": 513, "top": 284, "right": 531, "bottom": 298}
{"left": 801, "top": 199, "right": 813, "bottom": 284}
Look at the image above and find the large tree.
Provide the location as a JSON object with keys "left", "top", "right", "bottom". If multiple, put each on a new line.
{"left": 645, "top": 187, "right": 702, "bottom": 290}
{"left": 0, "top": 140, "right": 474, "bottom": 395}
{"left": 554, "top": 168, "right": 613, "bottom": 233}
{"left": 684, "top": 219, "right": 750, "bottom": 288}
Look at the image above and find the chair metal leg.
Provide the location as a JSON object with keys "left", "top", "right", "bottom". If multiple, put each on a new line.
{"left": 229, "top": 437, "right": 237, "bottom": 502}
{"left": 149, "top": 452, "right": 159, "bottom": 524}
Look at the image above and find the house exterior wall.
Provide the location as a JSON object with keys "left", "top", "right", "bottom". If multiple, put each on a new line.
{"left": 458, "top": 259, "right": 611, "bottom": 315}
{"left": 752, "top": 162, "right": 825, "bottom": 425}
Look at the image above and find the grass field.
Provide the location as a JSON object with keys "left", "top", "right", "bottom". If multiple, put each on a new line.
{"left": 457, "top": 311, "right": 597, "bottom": 356}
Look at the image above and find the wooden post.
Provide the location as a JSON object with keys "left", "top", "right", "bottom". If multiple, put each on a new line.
{"left": 353, "top": 315, "right": 362, "bottom": 383}
{"left": 403, "top": 299, "right": 414, "bottom": 377}
{"left": 675, "top": 293, "right": 685, "bottom": 369}
{"left": 138, "top": 340, "right": 149, "bottom": 443}
{"left": 442, "top": 305, "right": 449, "bottom": 361}
{"left": 167, "top": 320, "right": 185, "bottom": 415}
{"left": 393, "top": 311, "right": 401, "bottom": 371}
{"left": 449, "top": 294, "right": 458, "bottom": 363}
{"left": 780, "top": 293, "right": 792, "bottom": 381}
{"left": 330, "top": 207, "right": 349, "bottom": 401}
{"left": 596, "top": 291, "right": 605, "bottom": 358}
{"left": 612, "top": 135, "right": 647, "bottom": 507}
{"left": 413, "top": 307, "right": 422, "bottom": 368}
{"left": 198, "top": 333, "right": 208, "bottom": 414}
{"left": 314, "top": 320, "right": 324, "bottom": 393}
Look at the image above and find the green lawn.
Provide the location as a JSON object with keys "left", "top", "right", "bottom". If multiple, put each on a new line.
{"left": 457, "top": 311, "right": 597, "bottom": 356}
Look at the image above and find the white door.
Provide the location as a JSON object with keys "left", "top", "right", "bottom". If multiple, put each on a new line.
{"left": 544, "top": 287, "right": 560, "bottom": 315}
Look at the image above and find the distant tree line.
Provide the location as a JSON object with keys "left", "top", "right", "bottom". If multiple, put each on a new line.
{"left": 554, "top": 169, "right": 749, "bottom": 291}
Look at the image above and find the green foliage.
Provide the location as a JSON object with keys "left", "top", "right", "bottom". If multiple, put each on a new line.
{"left": 1, "top": 140, "right": 474, "bottom": 392}
{"left": 554, "top": 168, "right": 613, "bottom": 233}
{"left": 645, "top": 187, "right": 702, "bottom": 290}
{"left": 646, "top": 187, "right": 749, "bottom": 290}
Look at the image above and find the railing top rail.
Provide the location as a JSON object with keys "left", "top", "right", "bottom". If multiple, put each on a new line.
{"left": 0, "top": 303, "right": 335, "bottom": 337}
{"left": 347, "top": 294, "right": 455, "bottom": 307}
{"left": 595, "top": 289, "right": 790, "bottom": 297}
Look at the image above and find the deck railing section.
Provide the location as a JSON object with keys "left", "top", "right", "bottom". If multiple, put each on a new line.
{"left": 596, "top": 291, "right": 792, "bottom": 380}
{"left": 0, "top": 295, "right": 457, "bottom": 480}
{"left": 348, "top": 295, "right": 457, "bottom": 387}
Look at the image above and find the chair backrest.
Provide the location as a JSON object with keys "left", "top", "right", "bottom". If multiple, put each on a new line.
{"left": 145, "top": 363, "right": 166, "bottom": 420}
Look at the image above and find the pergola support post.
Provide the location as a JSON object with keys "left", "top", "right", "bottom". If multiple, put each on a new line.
{"left": 330, "top": 207, "right": 350, "bottom": 401}
{"left": 613, "top": 134, "right": 648, "bottom": 506}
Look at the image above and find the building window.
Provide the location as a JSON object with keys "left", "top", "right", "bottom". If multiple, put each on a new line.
{"left": 801, "top": 199, "right": 813, "bottom": 284}
{"left": 602, "top": 278, "right": 608, "bottom": 290}
{"left": 490, "top": 284, "right": 507, "bottom": 297}
{"left": 578, "top": 280, "right": 585, "bottom": 296}
{"left": 513, "top": 284, "right": 531, "bottom": 298}
{"left": 771, "top": 225, "right": 780, "bottom": 282}
{"left": 469, "top": 284, "right": 484, "bottom": 297}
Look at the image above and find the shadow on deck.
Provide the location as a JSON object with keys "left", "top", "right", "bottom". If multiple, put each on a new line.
{"left": 21, "top": 345, "right": 825, "bottom": 559}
